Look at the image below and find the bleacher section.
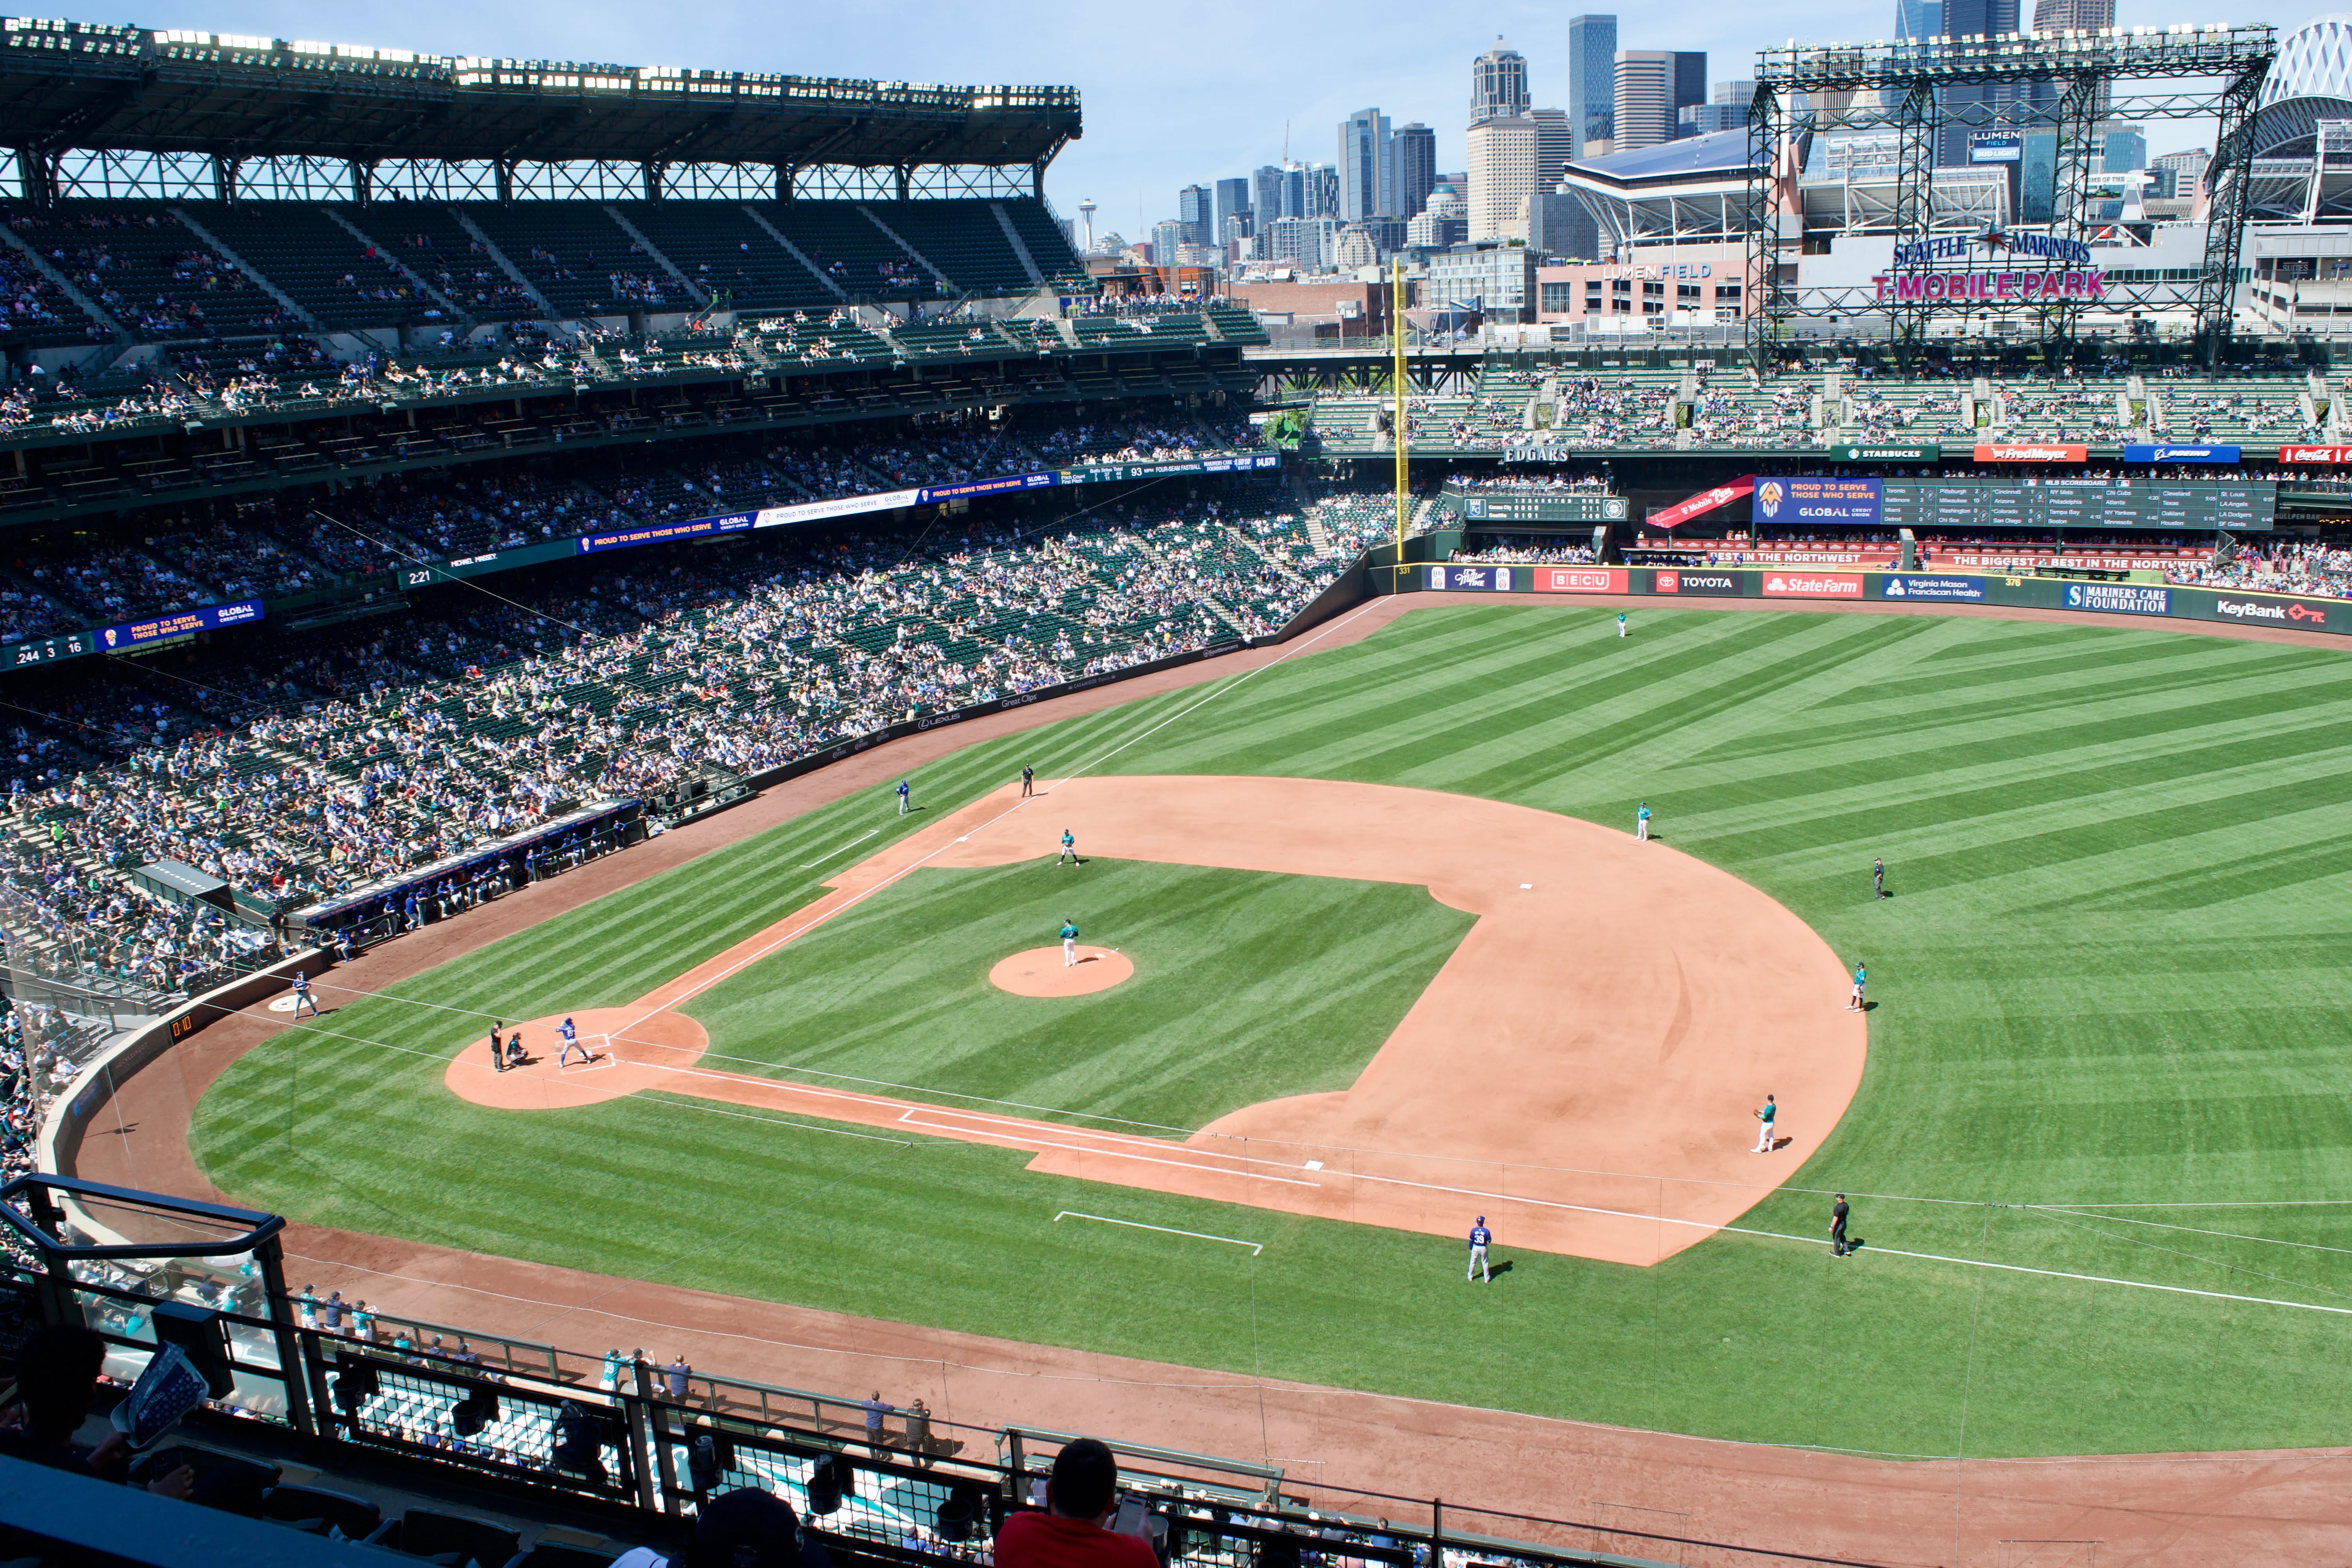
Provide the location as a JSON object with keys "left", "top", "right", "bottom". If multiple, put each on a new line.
{"left": 354, "top": 202, "right": 541, "bottom": 321}
{"left": 9, "top": 200, "right": 281, "bottom": 338}
{"left": 611, "top": 201, "right": 831, "bottom": 313}
{"left": 872, "top": 199, "right": 1031, "bottom": 292}
{"left": 753, "top": 202, "right": 915, "bottom": 301}
{"left": 194, "top": 203, "right": 436, "bottom": 332}
{"left": 457, "top": 202, "right": 679, "bottom": 319}
{"left": 1000, "top": 198, "right": 1084, "bottom": 278}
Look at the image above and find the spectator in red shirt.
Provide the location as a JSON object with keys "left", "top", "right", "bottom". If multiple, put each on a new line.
{"left": 996, "top": 1438, "right": 1158, "bottom": 1568}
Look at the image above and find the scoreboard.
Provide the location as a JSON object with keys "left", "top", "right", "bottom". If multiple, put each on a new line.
{"left": 1759, "top": 476, "right": 2274, "bottom": 533}
{"left": 1454, "top": 490, "right": 1629, "bottom": 524}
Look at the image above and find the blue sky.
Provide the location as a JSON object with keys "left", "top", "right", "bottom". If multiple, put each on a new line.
{"left": 132, "top": 0, "right": 2287, "bottom": 236}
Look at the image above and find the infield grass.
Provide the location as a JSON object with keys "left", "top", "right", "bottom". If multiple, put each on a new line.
{"left": 188, "top": 606, "right": 2352, "bottom": 1459}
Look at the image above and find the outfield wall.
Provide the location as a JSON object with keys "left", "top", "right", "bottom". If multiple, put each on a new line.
{"left": 1408, "top": 564, "right": 2348, "bottom": 634}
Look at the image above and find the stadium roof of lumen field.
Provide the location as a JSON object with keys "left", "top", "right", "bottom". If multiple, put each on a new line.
{"left": 0, "top": 17, "right": 1081, "bottom": 167}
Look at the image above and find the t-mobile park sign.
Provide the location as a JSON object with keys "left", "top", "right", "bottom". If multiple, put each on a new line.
{"left": 1874, "top": 229, "right": 2103, "bottom": 303}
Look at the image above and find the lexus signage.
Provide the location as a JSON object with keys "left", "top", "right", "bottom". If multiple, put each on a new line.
{"left": 1760, "top": 572, "right": 1865, "bottom": 599}
{"left": 1532, "top": 567, "right": 1629, "bottom": 593}
{"left": 1651, "top": 569, "right": 1742, "bottom": 596}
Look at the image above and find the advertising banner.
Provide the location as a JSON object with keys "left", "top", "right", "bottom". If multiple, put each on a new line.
{"left": 919, "top": 472, "right": 1058, "bottom": 503}
{"left": 1428, "top": 564, "right": 1517, "bottom": 592}
{"left": 1760, "top": 571, "right": 1866, "bottom": 599}
{"left": 2181, "top": 589, "right": 2337, "bottom": 631}
{"left": 2062, "top": 581, "right": 2171, "bottom": 617}
{"left": 755, "top": 490, "right": 922, "bottom": 530}
{"left": 1647, "top": 479, "right": 1755, "bottom": 530}
{"left": 2120, "top": 445, "right": 2241, "bottom": 465}
{"left": 1068, "top": 453, "right": 1280, "bottom": 483}
{"left": 2278, "top": 446, "right": 2352, "bottom": 465}
{"left": 1878, "top": 574, "right": 1988, "bottom": 603}
{"left": 97, "top": 599, "right": 264, "bottom": 652}
{"left": 579, "top": 512, "right": 754, "bottom": 554}
{"left": 1829, "top": 444, "right": 1941, "bottom": 463}
{"left": 1531, "top": 566, "right": 1630, "bottom": 593}
{"left": 1754, "top": 477, "right": 1880, "bottom": 526}
{"left": 1975, "top": 443, "right": 2088, "bottom": 463}
{"left": 1648, "top": 568, "right": 1744, "bottom": 596}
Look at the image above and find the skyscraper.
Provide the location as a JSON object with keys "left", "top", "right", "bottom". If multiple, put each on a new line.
{"left": 2029, "top": 0, "right": 2111, "bottom": 28}
{"left": 1338, "top": 108, "right": 1394, "bottom": 219}
{"left": 1674, "top": 53, "right": 1707, "bottom": 118}
{"left": 1393, "top": 123, "right": 1438, "bottom": 218}
{"left": 1215, "top": 176, "right": 1253, "bottom": 240}
{"left": 1303, "top": 163, "right": 1339, "bottom": 220}
{"left": 1894, "top": 0, "right": 1942, "bottom": 39}
{"left": 1936, "top": 0, "right": 2020, "bottom": 164}
{"left": 1177, "top": 184, "right": 1214, "bottom": 247}
{"left": 1568, "top": 15, "right": 1618, "bottom": 152}
{"left": 1613, "top": 52, "right": 1677, "bottom": 152}
{"left": 1471, "top": 38, "right": 1532, "bottom": 126}
{"left": 1254, "top": 165, "right": 1294, "bottom": 223}
{"left": 1466, "top": 109, "right": 1575, "bottom": 243}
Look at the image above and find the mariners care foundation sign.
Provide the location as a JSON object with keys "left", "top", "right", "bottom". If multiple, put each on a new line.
{"left": 1871, "top": 230, "right": 2104, "bottom": 303}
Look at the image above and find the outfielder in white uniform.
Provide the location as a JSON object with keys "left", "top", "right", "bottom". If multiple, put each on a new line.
{"left": 1467, "top": 1217, "right": 1493, "bottom": 1283}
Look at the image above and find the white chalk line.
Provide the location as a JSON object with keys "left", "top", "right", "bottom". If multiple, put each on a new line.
{"left": 800, "top": 829, "right": 879, "bottom": 868}
{"left": 1054, "top": 1211, "right": 1264, "bottom": 1255}
{"left": 894, "top": 1111, "right": 1320, "bottom": 1188}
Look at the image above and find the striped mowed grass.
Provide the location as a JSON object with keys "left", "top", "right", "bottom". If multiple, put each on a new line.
{"left": 193, "top": 606, "right": 2352, "bottom": 1457}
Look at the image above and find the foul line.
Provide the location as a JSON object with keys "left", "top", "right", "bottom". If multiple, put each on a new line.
{"left": 800, "top": 829, "right": 879, "bottom": 868}
{"left": 1054, "top": 1211, "right": 1264, "bottom": 1255}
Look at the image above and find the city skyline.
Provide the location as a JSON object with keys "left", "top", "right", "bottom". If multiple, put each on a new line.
{"left": 122, "top": 0, "right": 2253, "bottom": 249}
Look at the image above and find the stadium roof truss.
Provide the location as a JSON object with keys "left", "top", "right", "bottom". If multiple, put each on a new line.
{"left": 1746, "top": 24, "right": 2274, "bottom": 369}
{"left": 0, "top": 17, "right": 1081, "bottom": 199}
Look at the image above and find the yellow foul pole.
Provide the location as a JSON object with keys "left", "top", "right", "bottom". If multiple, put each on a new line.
{"left": 1392, "top": 254, "right": 1408, "bottom": 562}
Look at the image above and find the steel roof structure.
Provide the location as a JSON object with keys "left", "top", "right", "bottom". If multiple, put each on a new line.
{"left": 0, "top": 17, "right": 1080, "bottom": 170}
{"left": 1745, "top": 23, "right": 2274, "bottom": 370}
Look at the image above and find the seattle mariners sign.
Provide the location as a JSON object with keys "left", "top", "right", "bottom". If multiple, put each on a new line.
{"left": 1875, "top": 229, "right": 2105, "bottom": 303}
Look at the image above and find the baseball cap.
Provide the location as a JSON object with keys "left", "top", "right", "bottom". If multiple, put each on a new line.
{"left": 686, "top": 1488, "right": 806, "bottom": 1568}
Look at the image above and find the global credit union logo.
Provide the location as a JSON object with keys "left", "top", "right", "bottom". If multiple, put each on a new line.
{"left": 1756, "top": 480, "right": 1784, "bottom": 521}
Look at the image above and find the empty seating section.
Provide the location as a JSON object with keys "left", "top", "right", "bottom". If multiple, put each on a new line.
{"left": 10, "top": 201, "right": 279, "bottom": 338}
{"left": 753, "top": 203, "right": 913, "bottom": 300}
{"left": 1000, "top": 198, "right": 1083, "bottom": 277}
{"left": 195, "top": 204, "right": 440, "bottom": 331}
{"left": 610, "top": 202, "right": 831, "bottom": 312}
{"left": 459, "top": 203, "right": 675, "bottom": 318}
{"left": 887, "top": 320, "right": 1014, "bottom": 358}
{"left": 872, "top": 200, "right": 1029, "bottom": 293}
{"left": 1206, "top": 303, "right": 1269, "bottom": 345}
{"left": 347, "top": 203, "right": 539, "bottom": 321}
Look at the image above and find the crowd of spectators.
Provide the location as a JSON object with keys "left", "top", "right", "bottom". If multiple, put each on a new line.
{"left": 1449, "top": 536, "right": 1601, "bottom": 565}
{"left": 2, "top": 482, "right": 1388, "bottom": 946}
{"left": 2169, "top": 539, "right": 2352, "bottom": 598}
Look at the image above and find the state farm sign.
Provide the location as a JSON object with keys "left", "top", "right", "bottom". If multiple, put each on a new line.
{"left": 1761, "top": 572, "right": 1865, "bottom": 598}
{"left": 1533, "top": 567, "right": 1629, "bottom": 593}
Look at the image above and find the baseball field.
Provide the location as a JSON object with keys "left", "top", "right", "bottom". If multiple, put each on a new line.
{"left": 188, "top": 603, "right": 2352, "bottom": 1461}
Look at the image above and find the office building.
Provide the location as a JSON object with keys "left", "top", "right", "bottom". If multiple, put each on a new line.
{"left": 1178, "top": 185, "right": 1213, "bottom": 247}
{"left": 1683, "top": 103, "right": 1746, "bottom": 135}
{"left": 1466, "top": 110, "right": 1574, "bottom": 243}
{"left": 1215, "top": 176, "right": 1253, "bottom": 240}
{"left": 1426, "top": 241, "right": 1541, "bottom": 322}
{"left": 1568, "top": 15, "right": 1618, "bottom": 152}
{"left": 1471, "top": 39, "right": 1532, "bottom": 125}
{"left": 1895, "top": 0, "right": 1941, "bottom": 38}
{"left": 2101, "top": 122, "right": 2147, "bottom": 172}
{"left": 1265, "top": 215, "right": 1338, "bottom": 270}
{"left": 2029, "top": 0, "right": 2112, "bottom": 27}
{"left": 1150, "top": 219, "right": 1187, "bottom": 267}
{"left": 1674, "top": 53, "right": 1707, "bottom": 122}
{"left": 1407, "top": 183, "right": 1470, "bottom": 249}
{"left": 1253, "top": 164, "right": 1292, "bottom": 223}
{"left": 1339, "top": 108, "right": 1394, "bottom": 218}
{"left": 1394, "top": 123, "right": 1439, "bottom": 220}
{"left": 1614, "top": 52, "right": 1677, "bottom": 152}
{"left": 1937, "top": 0, "right": 2020, "bottom": 165}
{"left": 1303, "top": 162, "right": 1341, "bottom": 220}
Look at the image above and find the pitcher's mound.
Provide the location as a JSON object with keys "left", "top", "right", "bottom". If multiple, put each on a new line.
{"left": 990, "top": 947, "right": 1134, "bottom": 997}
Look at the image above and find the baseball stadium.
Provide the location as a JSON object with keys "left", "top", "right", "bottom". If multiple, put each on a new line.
{"left": 4, "top": 13, "right": 2352, "bottom": 1568}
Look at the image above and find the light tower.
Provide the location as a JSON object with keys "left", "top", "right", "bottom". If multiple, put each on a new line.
{"left": 1076, "top": 198, "right": 1098, "bottom": 253}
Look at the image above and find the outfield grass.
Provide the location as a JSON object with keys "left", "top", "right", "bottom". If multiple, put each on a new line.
{"left": 684, "top": 858, "right": 1475, "bottom": 1129}
{"left": 188, "top": 606, "right": 2352, "bottom": 1458}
